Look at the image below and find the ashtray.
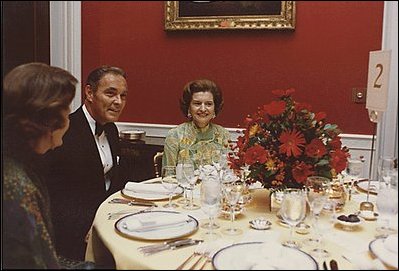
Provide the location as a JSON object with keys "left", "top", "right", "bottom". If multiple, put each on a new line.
{"left": 249, "top": 217, "right": 272, "bottom": 230}
{"left": 295, "top": 222, "right": 310, "bottom": 234}
{"left": 336, "top": 214, "right": 364, "bottom": 230}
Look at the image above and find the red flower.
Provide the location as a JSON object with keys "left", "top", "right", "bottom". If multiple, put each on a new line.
{"left": 314, "top": 112, "right": 327, "bottom": 122}
{"left": 279, "top": 129, "right": 305, "bottom": 157}
{"left": 292, "top": 162, "right": 314, "bottom": 184}
{"left": 244, "top": 145, "right": 268, "bottom": 165}
{"left": 263, "top": 101, "right": 286, "bottom": 116}
{"left": 330, "top": 149, "right": 349, "bottom": 173}
{"left": 305, "top": 139, "right": 327, "bottom": 158}
{"left": 228, "top": 88, "right": 349, "bottom": 190}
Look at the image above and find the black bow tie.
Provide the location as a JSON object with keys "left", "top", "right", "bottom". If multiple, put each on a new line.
{"left": 95, "top": 122, "right": 105, "bottom": 136}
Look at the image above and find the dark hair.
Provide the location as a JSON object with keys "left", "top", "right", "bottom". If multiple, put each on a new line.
{"left": 85, "top": 65, "right": 126, "bottom": 91}
{"left": 179, "top": 79, "right": 224, "bottom": 117}
{"left": 3, "top": 62, "right": 77, "bottom": 153}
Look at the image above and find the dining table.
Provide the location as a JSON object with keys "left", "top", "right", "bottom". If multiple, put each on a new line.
{"left": 85, "top": 177, "right": 398, "bottom": 270}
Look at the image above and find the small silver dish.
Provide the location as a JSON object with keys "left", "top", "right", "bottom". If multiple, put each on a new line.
{"left": 249, "top": 217, "right": 272, "bottom": 230}
{"left": 119, "top": 130, "right": 146, "bottom": 141}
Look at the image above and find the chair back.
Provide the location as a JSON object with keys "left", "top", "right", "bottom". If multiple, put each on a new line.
{"left": 153, "top": 152, "right": 164, "bottom": 177}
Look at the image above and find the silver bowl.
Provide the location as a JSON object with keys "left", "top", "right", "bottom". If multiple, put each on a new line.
{"left": 119, "top": 130, "right": 146, "bottom": 141}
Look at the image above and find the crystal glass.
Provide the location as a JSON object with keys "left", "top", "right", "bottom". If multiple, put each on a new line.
{"left": 200, "top": 177, "right": 222, "bottom": 238}
{"left": 376, "top": 185, "right": 398, "bottom": 238}
{"left": 280, "top": 188, "right": 306, "bottom": 248}
{"left": 221, "top": 182, "right": 244, "bottom": 235}
{"left": 176, "top": 163, "right": 189, "bottom": 205}
{"left": 182, "top": 162, "right": 200, "bottom": 210}
{"left": 346, "top": 158, "right": 364, "bottom": 200}
{"left": 377, "top": 156, "right": 395, "bottom": 190}
{"left": 305, "top": 176, "right": 331, "bottom": 258}
{"left": 161, "top": 166, "right": 179, "bottom": 209}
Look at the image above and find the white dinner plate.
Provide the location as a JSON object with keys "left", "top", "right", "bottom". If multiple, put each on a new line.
{"left": 369, "top": 237, "right": 398, "bottom": 268}
{"left": 212, "top": 242, "right": 318, "bottom": 270}
{"left": 115, "top": 210, "right": 198, "bottom": 241}
{"left": 121, "top": 183, "right": 183, "bottom": 201}
{"left": 355, "top": 179, "right": 378, "bottom": 195}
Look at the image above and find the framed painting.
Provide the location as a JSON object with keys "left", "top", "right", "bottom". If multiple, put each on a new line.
{"left": 164, "top": 1, "right": 295, "bottom": 31}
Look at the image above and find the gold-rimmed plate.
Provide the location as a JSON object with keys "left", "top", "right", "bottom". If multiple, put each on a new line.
{"left": 121, "top": 182, "right": 183, "bottom": 201}
{"left": 355, "top": 179, "right": 378, "bottom": 195}
{"left": 212, "top": 242, "right": 318, "bottom": 270}
{"left": 115, "top": 210, "right": 198, "bottom": 241}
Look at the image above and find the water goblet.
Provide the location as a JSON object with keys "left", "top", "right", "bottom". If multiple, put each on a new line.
{"left": 182, "top": 162, "right": 200, "bottom": 210}
{"left": 377, "top": 156, "right": 395, "bottom": 190}
{"left": 200, "top": 177, "right": 222, "bottom": 239}
{"left": 221, "top": 182, "right": 244, "bottom": 235}
{"left": 176, "top": 163, "right": 190, "bottom": 206}
{"left": 346, "top": 158, "right": 364, "bottom": 200}
{"left": 375, "top": 186, "right": 398, "bottom": 238}
{"left": 161, "top": 166, "right": 179, "bottom": 209}
{"left": 280, "top": 188, "right": 306, "bottom": 248}
{"left": 305, "top": 176, "right": 331, "bottom": 258}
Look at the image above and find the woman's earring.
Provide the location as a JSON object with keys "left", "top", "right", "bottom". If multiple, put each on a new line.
{"left": 187, "top": 112, "right": 192, "bottom": 119}
{"left": 212, "top": 114, "right": 216, "bottom": 119}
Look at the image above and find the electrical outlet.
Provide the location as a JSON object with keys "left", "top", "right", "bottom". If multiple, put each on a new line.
{"left": 352, "top": 88, "right": 367, "bottom": 104}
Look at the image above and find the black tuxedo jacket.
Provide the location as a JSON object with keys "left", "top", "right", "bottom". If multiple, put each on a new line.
{"left": 45, "top": 107, "right": 125, "bottom": 260}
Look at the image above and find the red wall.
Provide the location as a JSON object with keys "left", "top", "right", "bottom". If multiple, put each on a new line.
{"left": 82, "top": 1, "right": 384, "bottom": 135}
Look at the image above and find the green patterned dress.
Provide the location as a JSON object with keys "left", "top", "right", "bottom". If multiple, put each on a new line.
{"left": 162, "top": 121, "right": 231, "bottom": 169}
{"left": 3, "top": 155, "right": 60, "bottom": 269}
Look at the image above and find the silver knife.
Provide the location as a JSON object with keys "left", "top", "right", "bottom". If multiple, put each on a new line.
{"left": 140, "top": 239, "right": 202, "bottom": 256}
{"left": 108, "top": 198, "right": 157, "bottom": 207}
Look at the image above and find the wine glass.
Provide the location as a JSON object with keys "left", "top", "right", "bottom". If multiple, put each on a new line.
{"left": 200, "top": 177, "right": 222, "bottom": 239}
{"left": 377, "top": 156, "right": 395, "bottom": 190}
{"left": 305, "top": 176, "right": 331, "bottom": 258}
{"left": 176, "top": 163, "right": 191, "bottom": 206}
{"left": 182, "top": 162, "right": 200, "bottom": 210}
{"left": 161, "top": 166, "right": 179, "bottom": 209}
{"left": 280, "top": 188, "right": 306, "bottom": 248}
{"left": 375, "top": 184, "right": 398, "bottom": 238}
{"left": 221, "top": 182, "right": 244, "bottom": 236}
{"left": 346, "top": 158, "right": 364, "bottom": 200}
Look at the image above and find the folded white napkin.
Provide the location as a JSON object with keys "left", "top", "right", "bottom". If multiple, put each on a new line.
{"left": 124, "top": 213, "right": 189, "bottom": 232}
{"left": 124, "top": 182, "right": 170, "bottom": 195}
{"left": 384, "top": 234, "right": 398, "bottom": 254}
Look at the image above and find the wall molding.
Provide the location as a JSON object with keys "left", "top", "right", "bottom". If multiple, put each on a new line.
{"left": 50, "top": 1, "right": 82, "bottom": 112}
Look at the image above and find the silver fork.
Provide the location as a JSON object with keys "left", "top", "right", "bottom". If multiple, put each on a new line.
{"left": 189, "top": 252, "right": 209, "bottom": 270}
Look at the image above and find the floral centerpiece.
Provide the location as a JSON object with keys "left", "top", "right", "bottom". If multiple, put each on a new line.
{"left": 228, "top": 88, "right": 349, "bottom": 190}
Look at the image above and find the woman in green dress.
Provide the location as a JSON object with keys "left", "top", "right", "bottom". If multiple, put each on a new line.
{"left": 163, "top": 79, "right": 230, "bottom": 169}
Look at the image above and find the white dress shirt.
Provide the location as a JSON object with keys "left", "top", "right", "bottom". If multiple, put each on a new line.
{"left": 82, "top": 105, "right": 113, "bottom": 191}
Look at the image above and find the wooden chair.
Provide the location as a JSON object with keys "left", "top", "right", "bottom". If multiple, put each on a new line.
{"left": 153, "top": 152, "right": 164, "bottom": 177}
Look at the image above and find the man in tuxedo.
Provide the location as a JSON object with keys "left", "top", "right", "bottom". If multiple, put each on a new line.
{"left": 45, "top": 66, "right": 128, "bottom": 260}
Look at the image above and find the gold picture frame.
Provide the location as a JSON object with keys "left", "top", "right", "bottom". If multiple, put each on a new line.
{"left": 165, "top": 1, "right": 295, "bottom": 31}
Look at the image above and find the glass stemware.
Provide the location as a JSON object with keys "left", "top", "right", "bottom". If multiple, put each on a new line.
{"left": 280, "top": 188, "right": 306, "bottom": 248}
{"left": 182, "top": 162, "right": 200, "bottom": 210}
{"left": 377, "top": 156, "right": 395, "bottom": 190}
{"left": 221, "top": 182, "right": 244, "bottom": 235}
{"left": 375, "top": 184, "right": 398, "bottom": 238}
{"left": 346, "top": 157, "right": 364, "bottom": 200}
{"left": 161, "top": 166, "right": 179, "bottom": 209}
{"left": 305, "top": 176, "right": 331, "bottom": 258}
{"left": 176, "top": 163, "right": 189, "bottom": 206}
{"left": 200, "top": 177, "right": 222, "bottom": 238}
